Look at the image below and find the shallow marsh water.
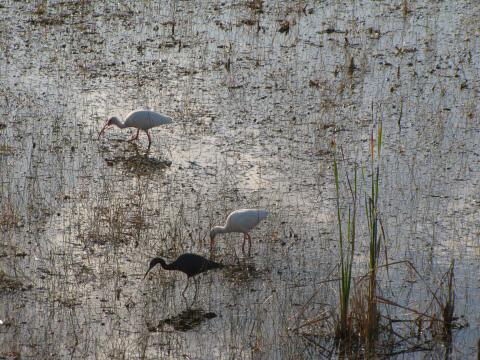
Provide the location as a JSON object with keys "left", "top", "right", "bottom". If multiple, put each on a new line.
{"left": 0, "top": 0, "right": 479, "bottom": 358}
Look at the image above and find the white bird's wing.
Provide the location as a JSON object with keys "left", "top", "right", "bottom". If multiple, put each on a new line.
{"left": 125, "top": 110, "right": 172, "bottom": 129}
{"left": 149, "top": 111, "right": 173, "bottom": 126}
{"left": 227, "top": 209, "right": 268, "bottom": 232}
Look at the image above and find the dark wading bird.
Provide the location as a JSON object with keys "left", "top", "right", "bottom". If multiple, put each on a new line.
{"left": 210, "top": 208, "right": 269, "bottom": 256}
{"left": 144, "top": 253, "right": 223, "bottom": 297}
{"left": 98, "top": 110, "right": 172, "bottom": 148}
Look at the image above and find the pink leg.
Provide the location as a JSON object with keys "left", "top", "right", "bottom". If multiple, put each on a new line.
{"left": 128, "top": 129, "right": 140, "bottom": 142}
{"left": 210, "top": 238, "right": 216, "bottom": 256}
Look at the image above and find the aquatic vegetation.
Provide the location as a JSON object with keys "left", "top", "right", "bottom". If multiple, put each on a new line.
{"left": 332, "top": 145, "right": 357, "bottom": 340}
{"left": 364, "top": 122, "right": 383, "bottom": 343}
{"left": 0, "top": 0, "right": 478, "bottom": 358}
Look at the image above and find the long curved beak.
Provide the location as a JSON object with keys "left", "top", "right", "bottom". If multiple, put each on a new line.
{"left": 143, "top": 267, "right": 152, "bottom": 279}
{"left": 98, "top": 122, "right": 110, "bottom": 139}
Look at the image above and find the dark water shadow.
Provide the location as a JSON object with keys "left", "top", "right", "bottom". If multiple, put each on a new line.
{"left": 147, "top": 308, "right": 217, "bottom": 332}
{"left": 102, "top": 143, "right": 172, "bottom": 175}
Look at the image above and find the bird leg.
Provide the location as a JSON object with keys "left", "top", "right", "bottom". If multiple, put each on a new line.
{"left": 193, "top": 277, "right": 200, "bottom": 303}
{"left": 210, "top": 238, "right": 216, "bottom": 256}
{"left": 242, "top": 234, "right": 247, "bottom": 255}
{"left": 182, "top": 278, "right": 190, "bottom": 300}
{"left": 128, "top": 129, "right": 140, "bottom": 142}
{"left": 246, "top": 233, "right": 252, "bottom": 256}
{"left": 146, "top": 130, "right": 152, "bottom": 147}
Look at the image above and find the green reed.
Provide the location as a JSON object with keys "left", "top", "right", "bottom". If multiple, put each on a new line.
{"left": 363, "top": 122, "right": 382, "bottom": 340}
{"left": 333, "top": 148, "right": 357, "bottom": 339}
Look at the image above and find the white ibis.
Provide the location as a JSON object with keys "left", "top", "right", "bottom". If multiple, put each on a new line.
{"left": 98, "top": 110, "right": 172, "bottom": 147}
{"left": 144, "top": 253, "right": 223, "bottom": 297}
{"left": 210, "top": 209, "right": 269, "bottom": 255}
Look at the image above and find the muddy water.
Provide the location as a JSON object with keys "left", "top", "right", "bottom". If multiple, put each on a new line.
{"left": 0, "top": 1, "right": 479, "bottom": 358}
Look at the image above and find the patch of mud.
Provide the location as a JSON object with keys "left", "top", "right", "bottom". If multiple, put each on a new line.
{"left": 148, "top": 309, "right": 217, "bottom": 332}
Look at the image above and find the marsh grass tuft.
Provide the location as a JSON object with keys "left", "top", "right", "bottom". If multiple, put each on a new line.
{"left": 0, "top": 144, "right": 15, "bottom": 156}
{"left": 442, "top": 261, "right": 455, "bottom": 338}
{"left": 329, "top": 122, "right": 383, "bottom": 350}
{"left": 430, "top": 260, "right": 456, "bottom": 341}
{"left": 279, "top": 20, "right": 290, "bottom": 34}
{"left": 0, "top": 269, "right": 23, "bottom": 292}
{"left": 0, "top": 199, "right": 21, "bottom": 231}
{"left": 0, "top": 350, "right": 21, "bottom": 360}
{"left": 347, "top": 57, "right": 355, "bottom": 76}
{"left": 402, "top": 0, "right": 410, "bottom": 16}
{"left": 350, "top": 277, "right": 372, "bottom": 343}
{"left": 33, "top": 1, "right": 47, "bottom": 16}
{"left": 79, "top": 204, "right": 135, "bottom": 246}
{"left": 246, "top": 0, "right": 264, "bottom": 14}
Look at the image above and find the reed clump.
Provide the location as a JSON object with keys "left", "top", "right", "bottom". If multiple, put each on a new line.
{"left": 332, "top": 122, "right": 383, "bottom": 350}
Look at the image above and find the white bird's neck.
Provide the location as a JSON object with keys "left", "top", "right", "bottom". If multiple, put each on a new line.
{"left": 212, "top": 225, "right": 228, "bottom": 235}
{"left": 110, "top": 117, "right": 127, "bottom": 129}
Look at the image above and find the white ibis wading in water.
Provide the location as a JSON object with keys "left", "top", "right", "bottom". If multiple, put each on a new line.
{"left": 98, "top": 110, "right": 172, "bottom": 147}
{"left": 210, "top": 209, "right": 269, "bottom": 255}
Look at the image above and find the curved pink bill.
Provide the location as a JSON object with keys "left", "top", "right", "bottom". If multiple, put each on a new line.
{"left": 98, "top": 122, "right": 110, "bottom": 139}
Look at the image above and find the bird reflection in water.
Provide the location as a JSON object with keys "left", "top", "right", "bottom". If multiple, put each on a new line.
{"left": 147, "top": 309, "right": 217, "bottom": 332}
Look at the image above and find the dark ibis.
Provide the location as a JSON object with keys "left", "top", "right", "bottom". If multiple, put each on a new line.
{"left": 144, "top": 253, "right": 223, "bottom": 297}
